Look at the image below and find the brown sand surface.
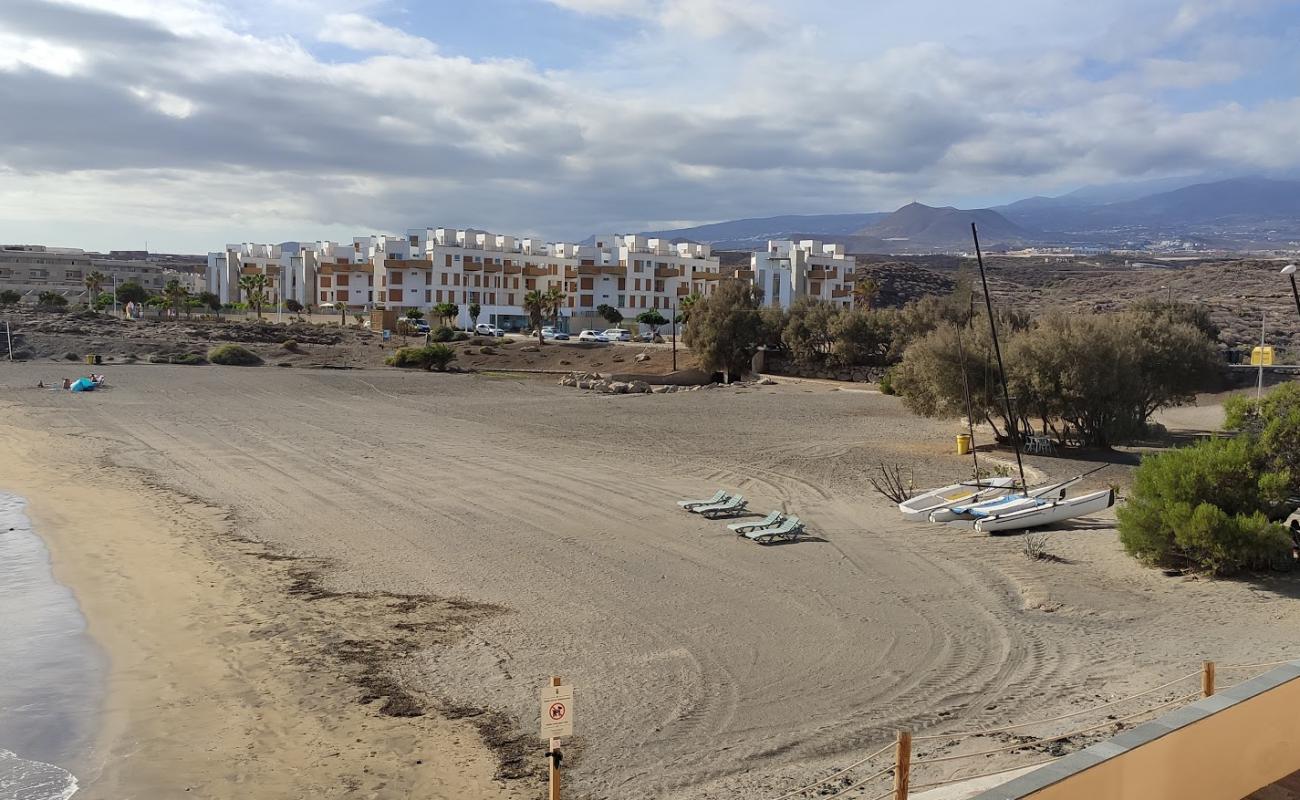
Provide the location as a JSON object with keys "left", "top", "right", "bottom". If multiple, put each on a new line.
{"left": 1, "top": 364, "right": 1298, "bottom": 799}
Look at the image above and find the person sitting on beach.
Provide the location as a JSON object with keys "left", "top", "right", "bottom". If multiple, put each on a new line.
{"left": 61, "top": 378, "right": 71, "bottom": 390}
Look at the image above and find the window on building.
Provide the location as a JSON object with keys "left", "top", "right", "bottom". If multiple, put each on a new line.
{"left": 320, "top": 291, "right": 328, "bottom": 301}
{"left": 617, "top": 294, "right": 625, "bottom": 306}
{"left": 425, "top": 290, "right": 431, "bottom": 302}
{"left": 454, "top": 274, "right": 460, "bottom": 286}
{"left": 454, "top": 254, "right": 461, "bottom": 261}
{"left": 507, "top": 293, "right": 515, "bottom": 305}
{"left": 391, "top": 272, "right": 403, "bottom": 285}
{"left": 617, "top": 278, "right": 625, "bottom": 290}
{"left": 66, "top": 270, "right": 82, "bottom": 280}
{"left": 409, "top": 235, "right": 418, "bottom": 246}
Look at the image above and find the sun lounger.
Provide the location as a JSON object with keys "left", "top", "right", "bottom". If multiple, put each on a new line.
{"left": 744, "top": 517, "right": 804, "bottom": 544}
{"left": 727, "top": 510, "right": 784, "bottom": 534}
{"left": 678, "top": 489, "right": 728, "bottom": 510}
{"left": 695, "top": 495, "right": 747, "bottom": 519}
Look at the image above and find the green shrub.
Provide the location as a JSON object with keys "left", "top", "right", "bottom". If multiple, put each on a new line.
{"left": 170, "top": 352, "right": 206, "bottom": 365}
{"left": 1117, "top": 437, "right": 1291, "bottom": 574}
{"left": 0, "top": 289, "right": 19, "bottom": 305}
{"left": 37, "top": 291, "right": 68, "bottom": 308}
{"left": 281, "top": 339, "right": 300, "bottom": 352}
{"left": 385, "top": 343, "right": 456, "bottom": 372}
{"left": 208, "top": 344, "right": 263, "bottom": 366}
{"left": 429, "top": 326, "right": 455, "bottom": 342}
{"left": 878, "top": 368, "right": 896, "bottom": 395}
{"left": 64, "top": 352, "right": 79, "bottom": 361}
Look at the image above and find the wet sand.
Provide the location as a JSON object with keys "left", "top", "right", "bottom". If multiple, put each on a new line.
{"left": 1, "top": 364, "right": 1297, "bottom": 798}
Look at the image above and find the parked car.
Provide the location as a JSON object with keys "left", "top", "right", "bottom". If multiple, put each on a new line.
{"left": 577, "top": 329, "right": 609, "bottom": 343}
{"left": 543, "top": 328, "right": 571, "bottom": 340}
{"left": 474, "top": 323, "right": 505, "bottom": 337}
{"left": 603, "top": 328, "right": 632, "bottom": 342}
{"left": 404, "top": 319, "right": 430, "bottom": 333}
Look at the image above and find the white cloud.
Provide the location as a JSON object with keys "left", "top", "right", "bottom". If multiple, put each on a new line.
{"left": 0, "top": 0, "right": 1296, "bottom": 251}
{"left": 543, "top": 0, "right": 778, "bottom": 39}
{"left": 318, "top": 12, "right": 437, "bottom": 57}
{"left": 0, "top": 30, "right": 86, "bottom": 76}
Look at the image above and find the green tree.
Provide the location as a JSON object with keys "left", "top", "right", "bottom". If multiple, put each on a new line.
{"left": 468, "top": 302, "right": 481, "bottom": 327}
{"left": 678, "top": 291, "right": 702, "bottom": 324}
{"left": 636, "top": 308, "right": 668, "bottom": 338}
{"left": 336, "top": 301, "right": 348, "bottom": 326}
{"left": 164, "top": 279, "right": 190, "bottom": 316}
{"left": 92, "top": 292, "right": 114, "bottom": 311}
{"left": 84, "top": 271, "right": 107, "bottom": 309}
{"left": 0, "top": 289, "right": 19, "bottom": 305}
{"left": 597, "top": 304, "right": 623, "bottom": 327}
{"left": 1225, "top": 382, "right": 1300, "bottom": 493}
{"left": 852, "top": 277, "right": 879, "bottom": 310}
{"left": 405, "top": 308, "right": 425, "bottom": 320}
{"left": 832, "top": 308, "right": 893, "bottom": 368}
{"left": 681, "top": 280, "right": 763, "bottom": 382}
{"left": 543, "top": 286, "right": 566, "bottom": 328}
{"left": 285, "top": 298, "right": 304, "bottom": 314}
{"left": 1117, "top": 437, "right": 1291, "bottom": 574}
{"left": 199, "top": 291, "right": 222, "bottom": 318}
{"left": 433, "top": 301, "right": 459, "bottom": 328}
{"left": 893, "top": 321, "right": 1013, "bottom": 440}
{"left": 238, "top": 273, "right": 268, "bottom": 319}
{"left": 37, "top": 291, "right": 68, "bottom": 308}
{"left": 115, "top": 280, "right": 149, "bottom": 306}
{"left": 523, "top": 290, "right": 546, "bottom": 345}
{"left": 782, "top": 298, "right": 843, "bottom": 365}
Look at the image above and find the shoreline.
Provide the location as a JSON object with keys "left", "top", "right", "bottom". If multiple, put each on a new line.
{"left": 0, "top": 416, "right": 529, "bottom": 800}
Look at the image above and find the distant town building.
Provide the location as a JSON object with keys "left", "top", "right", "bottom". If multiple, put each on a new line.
{"left": 0, "top": 245, "right": 204, "bottom": 303}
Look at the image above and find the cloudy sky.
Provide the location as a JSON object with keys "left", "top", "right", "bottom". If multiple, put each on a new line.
{"left": 1, "top": 0, "right": 1297, "bottom": 252}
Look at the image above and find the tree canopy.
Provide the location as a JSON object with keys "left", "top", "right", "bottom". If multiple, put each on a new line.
{"left": 681, "top": 279, "right": 763, "bottom": 379}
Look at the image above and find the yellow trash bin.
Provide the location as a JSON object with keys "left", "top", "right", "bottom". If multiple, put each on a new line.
{"left": 956, "top": 434, "right": 971, "bottom": 455}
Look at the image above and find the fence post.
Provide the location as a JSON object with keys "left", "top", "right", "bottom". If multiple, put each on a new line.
{"left": 893, "top": 729, "right": 912, "bottom": 800}
{"left": 549, "top": 675, "right": 562, "bottom": 800}
{"left": 1202, "top": 661, "right": 1216, "bottom": 698}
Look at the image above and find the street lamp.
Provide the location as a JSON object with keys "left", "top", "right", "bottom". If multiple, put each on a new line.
{"left": 1282, "top": 264, "right": 1300, "bottom": 321}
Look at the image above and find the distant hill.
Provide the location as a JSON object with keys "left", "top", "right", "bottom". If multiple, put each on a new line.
{"left": 596, "top": 175, "right": 1300, "bottom": 255}
{"left": 858, "top": 202, "right": 1030, "bottom": 246}
{"left": 998, "top": 176, "right": 1300, "bottom": 232}
{"left": 602, "top": 213, "right": 890, "bottom": 249}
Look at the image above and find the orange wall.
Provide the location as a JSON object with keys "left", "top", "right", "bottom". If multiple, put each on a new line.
{"left": 1023, "top": 678, "right": 1300, "bottom": 800}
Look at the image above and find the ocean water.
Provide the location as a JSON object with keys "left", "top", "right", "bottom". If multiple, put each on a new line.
{"left": 0, "top": 492, "right": 104, "bottom": 800}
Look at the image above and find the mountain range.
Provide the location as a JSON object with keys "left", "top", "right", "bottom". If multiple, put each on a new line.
{"left": 627, "top": 177, "right": 1300, "bottom": 253}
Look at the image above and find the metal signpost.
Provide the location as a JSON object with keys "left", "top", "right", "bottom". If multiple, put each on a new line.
{"left": 540, "top": 677, "right": 574, "bottom": 800}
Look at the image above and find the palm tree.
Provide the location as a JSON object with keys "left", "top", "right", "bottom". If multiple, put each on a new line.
{"left": 523, "top": 290, "right": 546, "bottom": 345}
{"left": 84, "top": 271, "right": 107, "bottom": 310}
{"left": 543, "top": 285, "right": 566, "bottom": 329}
{"left": 852, "top": 277, "right": 879, "bottom": 310}
{"left": 679, "top": 291, "right": 702, "bottom": 323}
{"left": 238, "top": 273, "right": 268, "bottom": 319}
{"left": 164, "top": 279, "right": 189, "bottom": 317}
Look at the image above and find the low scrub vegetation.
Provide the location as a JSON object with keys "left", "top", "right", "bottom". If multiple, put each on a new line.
{"left": 207, "top": 344, "right": 263, "bottom": 366}
{"left": 385, "top": 343, "right": 456, "bottom": 372}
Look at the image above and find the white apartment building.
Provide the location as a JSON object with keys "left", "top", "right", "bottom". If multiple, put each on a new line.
{"left": 218, "top": 227, "right": 724, "bottom": 331}
{"left": 748, "top": 240, "right": 856, "bottom": 309}
{"left": 208, "top": 241, "right": 327, "bottom": 307}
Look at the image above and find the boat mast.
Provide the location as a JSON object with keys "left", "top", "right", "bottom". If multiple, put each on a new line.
{"left": 970, "top": 223, "right": 1027, "bottom": 492}
{"left": 954, "top": 316, "right": 982, "bottom": 482}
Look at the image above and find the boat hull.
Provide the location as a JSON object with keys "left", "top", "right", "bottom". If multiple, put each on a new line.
{"left": 974, "top": 489, "right": 1116, "bottom": 534}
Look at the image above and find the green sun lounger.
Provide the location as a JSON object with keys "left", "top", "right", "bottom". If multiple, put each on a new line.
{"left": 727, "top": 511, "right": 784, "bottom": 534}
{"left": 695, "top": 495, "right": 747, "bottom": 519}
{"left": 678, "top": 489, "right": 728, "bottom": 510}
{"left": 744, "top": 517, "right": 804, "bottom": 544}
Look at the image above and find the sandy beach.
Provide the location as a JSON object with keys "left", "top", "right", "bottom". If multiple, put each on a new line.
{"left": 2, "top": 364, "right": 1298, "bottom": 799}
